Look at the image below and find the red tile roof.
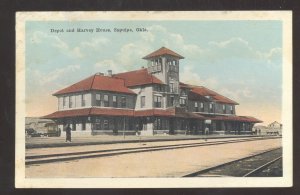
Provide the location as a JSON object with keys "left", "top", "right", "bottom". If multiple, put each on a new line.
{"left": 114, "top": 68, "right": 164, "bottom": 87}
{"left": 192, "top": 87, "right": 238, "bottom": 105}
{"left": 134, "top": 109, "right": 175, "bottom": 117}
{"left": 43, "top": 108, "right": 261, "bottom": 123}
{"left": 53, "top": 74, "right": 136, "bottom": 96}
{"left": 180, "top": 82, "right": 239, "bottom": 105}
{"left": 176, "top": 111, "right": 206, "bottom": 119}
{"left": 134, "top": 108, "right": 205, "bottom": 119}
{"left": 179, "top": 82, "right": 191, "bottom": 88}
{"left": 207, "top": 115, "right": 262, "bottom": 123}
{"left": 42, "top": 108, "right": 91, "bottom": 119}
{"left": 90, "top": 107, "right": 134, "bottom": 116}
{"left": 42, "top": 108, "right": 135, "bottom": 119}
{"left": 142, "top": 47, "right": 184, "bottom": 59}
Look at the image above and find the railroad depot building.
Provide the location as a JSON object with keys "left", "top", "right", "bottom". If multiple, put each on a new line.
{"left": 44, "top": 47, "right": 262, "bottom": 136}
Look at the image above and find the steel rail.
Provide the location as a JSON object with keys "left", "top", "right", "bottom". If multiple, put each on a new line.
{"left": 26, "top": 136, "right": 279, "bottom": 160}
{"left": 182, "top": 147, "right": 282, "bottom": 177}
{"left": 26, "top": 137, "right": 281, "bottom": 165}
{"left": 26, "top": 135, "right": 281, "bottom": 149}
{"left": 242, "top": 156, "right": 282, "bottom": 177}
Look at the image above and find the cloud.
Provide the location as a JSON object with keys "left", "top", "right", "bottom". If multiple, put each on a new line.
{"left": 180, "top": 64, "right": 257, "bottom": 103}
{"left": 264, "top": 47, "right": 282, "bottom": 66}
{"left": 94, "top": 25, "right": 205, "bottom": 71}
{"left": 30, "top": 31, "right": 85, "bottom": 59}
{"left": 219, "top": 87, "right": 255, "bottom": 102}
{"left": 208, "top": 37, "right": 259, "bottom": 60}
{"left": 152, "top": 26, "right": 204, "bottom": 59}
{"left": 140, "top": 31, "right": 155, "bottom": 42}
{"left": 209, "top": 37, "right": 250, "bottom": 48}
{"left": 44, "top": 64, "right": 81, "bottom": 84}
{"left": 94, "top": 59, "right": 124, "bottom": 74}
{"left": 93, "top": 43, "right": 152, "bottom": 73}
{"left": 29, "top": 64, "right": 81, "bottom": 86}
{"left": 26, "top": 64, "right": 82, "bottom": 116}
{"left": 117, "top": 43, "right": 151, "bottom": 67}
{"left": 149, "top": 25, "right": 168, "bottom": 33}
{"left": 81, "top": 37, "right": 110, "bottom": 48}
{"left": 180, "top": 65, "right": 219, "bottom": 90}
{"left": 138, "top": 28, "right": 282, "bottom": 68}
{"left": 207, "top": 37, "right": 282, "bottom": 66}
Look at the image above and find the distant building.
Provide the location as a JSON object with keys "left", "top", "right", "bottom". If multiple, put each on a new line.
{"left": 268, "top": 121, "right": 282, "bottom": 135}
{"left": 253, "top": 121, "right": 282, "bottom": 135}
{"left": 43, "top": 47, "right": 262, "bottom": 136}
{"left": 268, "top": 121, "right": 282, "bottom": 129}
{"left": 25, "top": 117, "right": 58, "bottom": 136}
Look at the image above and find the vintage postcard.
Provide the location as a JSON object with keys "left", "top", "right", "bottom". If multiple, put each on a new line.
{"left": 16, "top": 11, "right": 292, "bottom": 188}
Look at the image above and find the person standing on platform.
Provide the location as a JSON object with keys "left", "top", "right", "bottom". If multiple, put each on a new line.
{"left": 65, "top": 124, "right": 72, "bottom": 142}
{"left": 204, "top": 127, "right": 209, "bottom": 141}
{"left": 204, "top": 127, "right": 209, "bottom": 136}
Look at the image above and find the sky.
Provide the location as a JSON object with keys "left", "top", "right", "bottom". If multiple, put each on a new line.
{"left": 25, "top": 20, "right": 282, "bottom": 125}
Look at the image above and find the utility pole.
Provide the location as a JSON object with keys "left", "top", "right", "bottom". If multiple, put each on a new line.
{"left": 123, "top": 117, "right": 126, "bottom": 139}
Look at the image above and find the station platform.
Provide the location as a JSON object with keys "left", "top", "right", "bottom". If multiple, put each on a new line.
{"left": 25, "top": 134, "right": 269, "bottom": 149}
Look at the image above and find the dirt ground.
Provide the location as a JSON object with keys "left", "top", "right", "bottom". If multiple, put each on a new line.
{"left": 26, "top": 138, "right": 281, "bottom": 178}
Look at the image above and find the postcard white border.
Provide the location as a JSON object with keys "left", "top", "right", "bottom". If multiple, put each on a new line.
{"left": 15, "top": 11, "right": 293, "bottom": 188}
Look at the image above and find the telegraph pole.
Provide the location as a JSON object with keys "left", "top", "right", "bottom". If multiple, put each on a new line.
{"left": 123, "top": 117, "right": 126, "bottom": 139}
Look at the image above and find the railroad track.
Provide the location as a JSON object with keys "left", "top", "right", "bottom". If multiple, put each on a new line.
{"left": 26, "top": 136, "right": 281, "bottom": 166}
{"left": 182, "top": 147, "right": 282, "bottom": 177}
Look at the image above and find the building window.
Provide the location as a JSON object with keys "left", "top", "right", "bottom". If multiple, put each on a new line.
{"left": 160, "top": 85, "right": 164, "bottom": 92}
{"left": 82, "top": 94, "right": 86, "bottom": 107}
{"left": 82, "top": 120, "right": 86, "bottom": 131}
{"left": 154, "top": 117, "right": 162, "bottom": 130}
{"left": 154, "top": 95, "right": 162, "bottom": 108}
{"left": 72, "top": 121, "right": 76, "bottom": 131}
{"left": 170, "top": 96, "right": 174, "bottom": 107}
{"left": 96, "top": 94, "right": 101, "bottom": 106}
{"left": 157, "top": 64, "right": 162, "bottom": 71}
{"left": 168, "top": 59, "right": 177, "bottom": 71}
{"left": 103, "top": 119, "right": 109, "bottom": 130}
{"left": 195, "top": 102, "right": 199, "bottom": 112}
{"left": 209, "top": 103, "right": 214, "bottom": 112}
{"left": 157, "top": 118, "right": 161, "bottom": 130}
{"left": 104, "top": 95, "right": 109, "bottom": 107}
{"left": 200, "top": 102, "right": 204, "bottom": 112}
{"left": 181, "top": 89, "right": 186, "bottom": 96}
{"left": 223, "top": 105, "right": 226, "bottom": 113}
{"left": 169, "top": 83, "right": 174, "bottom": 93}
{"left": 63, "top": 96, "right": 67, "bottom": 108}
{"left": 94, "top": 117, "right": 101, "bottom": 130}
{"left": 69, "top": 96, "right": 73, "bottom": 108}
{"left": 141, "top": 96, "right": 145, "bottom": 108}
{"left": 155, "top": 85, "right": 163, "bottom": 92}
{"left": 230, "top": 105, "right": 234, "bottom": 114}
{"left": 180, "top": 98, "right": 186, "bottom": 106}
{"left": 121, "top": 96, "right": 126, "bottom": 108}
{"left": 112, "top": 95, "right": 117, "bottom": 107}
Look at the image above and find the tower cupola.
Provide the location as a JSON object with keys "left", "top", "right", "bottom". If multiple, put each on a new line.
{"left": 142, "top": 47, "right": 184, "bottom": 85}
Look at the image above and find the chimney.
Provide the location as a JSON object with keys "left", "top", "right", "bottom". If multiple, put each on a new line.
{"left": 107, "top": 70, "right": 112, "bottom": 77}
